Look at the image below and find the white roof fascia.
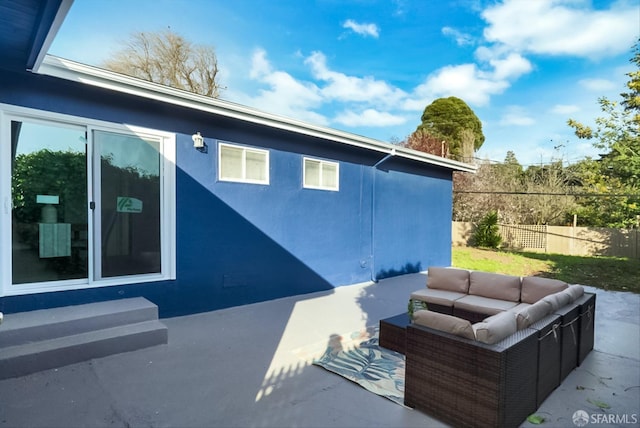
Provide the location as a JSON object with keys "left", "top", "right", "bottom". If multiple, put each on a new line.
{"left": 37, "top": 55, "right": 476, "bottom": 173}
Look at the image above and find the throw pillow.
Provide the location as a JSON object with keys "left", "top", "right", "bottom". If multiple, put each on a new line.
{"left": 413, "top": 310, "right": 475, "bottom": 340}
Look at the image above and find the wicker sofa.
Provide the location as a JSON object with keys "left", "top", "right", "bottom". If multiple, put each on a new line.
{"left": 403, "top": 267, "right": 596, "bottom": 428}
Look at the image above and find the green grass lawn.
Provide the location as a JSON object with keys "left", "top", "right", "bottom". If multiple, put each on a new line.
{"left": 452, "top": 247, "right": 640, "bottom": 294}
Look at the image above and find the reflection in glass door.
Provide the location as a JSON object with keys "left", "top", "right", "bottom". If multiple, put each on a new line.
{"left": 11, "top": 121, "right": 88, "bottom": 284}
{"left": 94, "top": 130, "right": 161, "bottom": 278}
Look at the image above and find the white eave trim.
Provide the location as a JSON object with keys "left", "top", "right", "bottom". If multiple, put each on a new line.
{"left": 37, "top": 55, "right": 476, "bottom": 173}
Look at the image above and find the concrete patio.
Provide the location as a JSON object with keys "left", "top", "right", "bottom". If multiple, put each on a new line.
{"left": 0, "top": 272, "right": 638, "bottom": 427}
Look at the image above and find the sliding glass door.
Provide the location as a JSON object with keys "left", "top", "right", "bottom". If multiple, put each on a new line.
{"left": 94, "top": 130, "right": 162, "bottom": 278}
{"left": 2, "top": 109, "right": 175, "bottom": 295}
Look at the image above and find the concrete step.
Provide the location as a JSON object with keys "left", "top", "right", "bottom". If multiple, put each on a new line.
{"left": 0, "top": 297, "right": 159, "bottom": 347}
{"left": 0, "top": 320, "right": 168, "bottom": 380}
{"left": 0, "top": 298, "right": 168, "bottom": 380}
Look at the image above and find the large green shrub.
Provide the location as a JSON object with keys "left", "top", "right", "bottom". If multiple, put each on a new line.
{"left": 472, "top": 211, "right": 502, "bottom": 249}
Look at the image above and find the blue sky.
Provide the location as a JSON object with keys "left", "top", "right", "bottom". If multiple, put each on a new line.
{"left": 49, "top": 0, "right": 639, "bottom": 166}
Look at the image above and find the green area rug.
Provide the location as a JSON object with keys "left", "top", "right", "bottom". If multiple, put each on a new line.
{"left": 313, "top": 328, "right": 406, "bottom": 406}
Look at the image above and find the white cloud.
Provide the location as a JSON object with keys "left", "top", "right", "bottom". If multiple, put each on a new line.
{"left": 442, "top": 26, "right": 474, "bottom": 46}
{"left": 342, "top": 19, "right": 380, "bottom": 38}
{"left": 247, "top": 49, "right": 328, "bottom": 125}
{"left": 392, "top": 0, "right": 408, "bottom": 16}
{"left": 334, "top": 109, "right": 407, "bottom": 127}
{"left": 403, "top": 46, "right": 535, "bottom": 111}
{"left": 579, "top": 78, "right": 617, "bottom": 92}
{"left": 482, "top": 0, "right": 638, "bottom": 59}
{"left": 304, "top": 51, "right": 406, "bottom": 105}
{"left": 405, "top": 63, "right": 510, "bottom": 109}
{"left": 244, "top": 49, "right": 408, "bottom": 129}
{"left": 499, "top": 106, "right": 535, "bottom": 126}
{"left": 551, "top": 104, "right": 580, "bottom": 114}
{"left": 249, "top": 48, "right": 272, "bottom": 79}
{"left": 489, "top": 53, "right": 532, "bottom": 80}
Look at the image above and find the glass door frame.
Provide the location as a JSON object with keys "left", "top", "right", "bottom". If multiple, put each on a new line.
{"left": 91, "top": 126, "right": 166, "bottom": 281}
{"left": 0, "top": 104, "right": 176, "bottom": 298}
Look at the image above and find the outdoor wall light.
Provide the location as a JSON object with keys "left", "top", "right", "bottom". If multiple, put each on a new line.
{"left": 192, "top": 132, "right": 206, "bottom": 151}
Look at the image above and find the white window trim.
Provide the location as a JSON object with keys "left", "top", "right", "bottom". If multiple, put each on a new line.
{"left": 0, "top": 104, "right": 176, "bottom": 298}
{"left": 218, "top": 141, "right": 270, "bottom": 185}
{"left": 303, "top": 157, "right": 340, "bottom": 191}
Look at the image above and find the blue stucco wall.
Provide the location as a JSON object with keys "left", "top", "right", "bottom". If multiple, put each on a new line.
{"left": 373, "top": 162, "right": 453, "bottom": 278}
{"left": 0, "top": 69, "right": 454, "bottom": 317}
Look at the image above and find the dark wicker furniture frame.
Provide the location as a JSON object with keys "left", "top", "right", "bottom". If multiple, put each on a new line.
{"left": 379, "top": 313, "right": 411, "bottom": 354}
{"left": 576, "top": 293, "right": 596, "bottom": 365}
{"left": 554, "top": 302, "right": 581, "bottom": 381}
{"left": 400, "top": 292, "right": 596, "bottom": 428}
{"left": 529, "top": 314, "right": 562, "bottom": 407}
{"left": 452, "top": 306, "right": 492, "bottom": 323}
{"left": 405, "top": 324, "right": 538, "bottom": 428}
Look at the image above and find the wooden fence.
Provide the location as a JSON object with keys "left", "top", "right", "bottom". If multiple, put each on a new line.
{"left": 452, "top": 222, "right": 640, "bottom": 259}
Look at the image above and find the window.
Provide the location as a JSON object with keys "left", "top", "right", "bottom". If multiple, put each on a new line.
{"left": 218, "top": 142, "right": 269, "bottom": 184}
{"left": 303, "top": 157, "right": 339, "bottom": 191}
{"left": 1, "top": 105, "right": 176, "bottom": 297}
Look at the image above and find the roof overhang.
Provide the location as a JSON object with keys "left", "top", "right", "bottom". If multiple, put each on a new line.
{"left": 0, "top": 0, "right": 73, "bottom": 72}
{"left": 37, "top": 55, "right": 477, "bottom": 173}
{"left": 28, "top": 0, "right": 73, "bottom": 71}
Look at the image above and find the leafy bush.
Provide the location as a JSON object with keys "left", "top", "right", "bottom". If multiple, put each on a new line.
{"left": 472, "top": 211, "right": 502, "bottom": 249}
{"left": 408, "top": 299, "right": 427, "bottom": 320}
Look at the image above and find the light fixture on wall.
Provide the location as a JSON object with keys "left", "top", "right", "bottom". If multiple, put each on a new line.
{"left": 192, "top": 131, "right": 206, "bottom": 152}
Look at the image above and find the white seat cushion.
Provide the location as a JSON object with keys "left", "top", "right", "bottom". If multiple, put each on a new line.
{"left": 454, "top": 294, "right": 518, "bottom": 316}
{"left": 411, "top": 288, "right": 466, "bottom": 307}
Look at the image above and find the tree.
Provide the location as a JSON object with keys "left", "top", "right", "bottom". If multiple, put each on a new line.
{"left": 453, "top": 152, "right": 578, "bottom": 226}
{"left": 103, "top": 29, "right": 222, "bottom": 98}
{"left": 400, "top": 128, "right": 449, "bottom": 157}
{"left": 495, "top": 150, "right": 523, "bottom": 183}
{"left": 621, "top": 40, "right": 640, "bottom": 125}
{"left": 567, "top": 39, "right": 639, "bottom": 227}
{"left": 416, "top": 97, "right": 484, "bottom": 162}
{"left": 521, "top": 161, "right": 578, "bottom": 225}
{"left": 566, "top": 159, "right": 635, "bottom": 227}
{"left": 453, "top": 156, "right": 524, "bottom": 225}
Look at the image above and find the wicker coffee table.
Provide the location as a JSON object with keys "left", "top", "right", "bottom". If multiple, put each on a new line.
{"left": 379, "top": 313, "right": 412, "bottom": 354}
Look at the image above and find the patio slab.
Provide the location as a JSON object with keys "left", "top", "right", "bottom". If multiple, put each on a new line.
{"left": 0, "top": 273, "right": 638, "bottom": 427}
